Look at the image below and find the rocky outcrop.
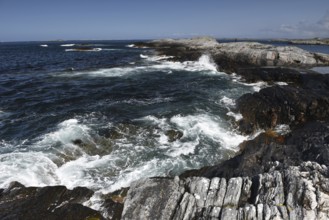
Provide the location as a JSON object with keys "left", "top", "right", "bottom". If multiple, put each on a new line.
{"left": 0, "top": 182, "right": 105, "bottom": 220}
{"left": 121, "top": 161, "right": 329, "bottom": 220}
{"left": 235, "top": 68, "right": 329, "bottom": 134}
{"left": 273, "top": 38, "right": 329, "bottom": 46}
{"left": 119, "top": 115, "right": 329, "bottom": 219}
{"left": 136, "top": 37, "right": 329, "bottom": 73}
{"left": 120, "top": 38, "right": 329, "bottom": 219}
{"left": 181, "top": 120, "right": 329, "bottom": 179}
{"left": 121, "top": 119, "right": 329, "bottom": 219}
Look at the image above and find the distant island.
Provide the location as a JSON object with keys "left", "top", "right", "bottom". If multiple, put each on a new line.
{"left": 272, "top": 37, "right": 329, "bottom": 45}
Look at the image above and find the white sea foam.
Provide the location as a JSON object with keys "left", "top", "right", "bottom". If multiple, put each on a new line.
{"left": 196, "top": 54, "right": 218, "bottom": 72}
{"left": 0, "top": 152, "right": 58, "bottom": 188}
{"left": 147, "top": 54, "right": 220, "bottom": 73}
{"left": 140, "top": 54, "right": 148, "bottom": 59}
{"left": 61, "top": 44, "right": 75, "bottom": 47}
{"left": 275, "top": 82, "right": 288, "bottom": 86}
{"left": 220, "top": 96, "right": 236, "bottom": 107}
{"left": 226, "top": 111, "right": 243, "bottom": 121}
{"left": 274, "top": 124, "right": 291, "bottom": 135}
{"left": 140, "top": 54, "right": 174, "bottom": 62}
{"left": 0, "top": 110, "right": 251, "bottom": 205}
{"left": 56, "top": 54, "right": 222, "bottom": 78}
{"left": 35, "top": 119, "right": 92, "bottom": 148}
{"left": 230, "top": 72, "right": 270, "bottom": 92}
{"left": 235, "top": 80, "right": 269, "bottom": 92}
{"left": 40, "top": 44, "right": 48, "bottom": 47}
{"left": 65, "top": 48, "right": 102, "bottom": 52}
{"left": 170, "top": 114, "right": 247, "bottom": 150}
{"left": 0, "top": 110, "right": 9, "bottom": 117}
{"left": 126, "top": 44, "right": 135, "bottom": 48}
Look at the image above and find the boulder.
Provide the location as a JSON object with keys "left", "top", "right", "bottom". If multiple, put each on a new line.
{"left": 165, "top": 130, "right": 183, "bottom": 142}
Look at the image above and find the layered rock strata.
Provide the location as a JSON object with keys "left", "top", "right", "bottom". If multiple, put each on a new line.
{"left": 122, "top": 161, "right": 329, "bottom": 220}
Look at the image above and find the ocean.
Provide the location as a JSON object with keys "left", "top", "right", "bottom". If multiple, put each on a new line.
{"left": 0, "top": 40, "right": 328, "bottom": 199}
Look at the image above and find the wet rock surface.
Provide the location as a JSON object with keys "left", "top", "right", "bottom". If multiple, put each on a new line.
{"left": 236, "top": 69, "right": 329, "bottom": 134}
{"left": 0, "top": 182, "right": 105, "bottom": 220}
{"left": 181, "top": 120, "right": 329, "bottom": 179}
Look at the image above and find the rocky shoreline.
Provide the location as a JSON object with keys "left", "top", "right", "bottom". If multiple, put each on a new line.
{"left": 1, "top": 37, "right": 329, "bottom": 219}
{"left": 272, "top": 38, "right": 329, "bottom": 46}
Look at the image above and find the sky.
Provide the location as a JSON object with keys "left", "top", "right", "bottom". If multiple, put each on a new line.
{"left": 0, "top": 0, "right": 328, "bottom": 41}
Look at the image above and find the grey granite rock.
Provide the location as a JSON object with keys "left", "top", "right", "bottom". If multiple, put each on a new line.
{"left": 121, "top": 161, "right": 329, "bottom": 220}
{"left": 121, "top": 178, "right": 184, "bottom": 220}
{"left": 222, "top": 177, "right": 243, "bottom": 207}
{"left": 214, "top": 178, "right": 227, "bottom": 207}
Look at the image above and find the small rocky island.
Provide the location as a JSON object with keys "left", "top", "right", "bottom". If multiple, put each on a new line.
{"left": 1, "top": 37, "right": 329, "bottom": 219}
{"left": 273, "top": 38, "right": 329, "bottom": 46}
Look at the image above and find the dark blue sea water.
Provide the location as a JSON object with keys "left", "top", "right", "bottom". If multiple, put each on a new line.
{"left": 0, "top": 40, "right": 328, "bottom": 208}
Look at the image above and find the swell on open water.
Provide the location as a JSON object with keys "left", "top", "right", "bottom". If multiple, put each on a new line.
{"left": 1, "top": 40, "right": 328, "bottom": 211}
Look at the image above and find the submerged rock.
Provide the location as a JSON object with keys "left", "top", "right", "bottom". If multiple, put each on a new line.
{"left": 165, "top": 130, "right": 183, "bottom": 142}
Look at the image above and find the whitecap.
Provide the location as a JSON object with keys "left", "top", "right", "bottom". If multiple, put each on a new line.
{"left": 40, "top": 44, "right": 48, "bottom": 47}
{"left": 33, "top": 119, "right": 95, "bottom": 161}
{"left": 61, "top": 44, "right": 75, "bottom": 47}
{"left": 275, "top": 82, "right": 288, "bottom": 86}
{"left": 140, "top": 54, "right": 148, "bottom": 59}
{"left": 56, "top": 54, "right": 223, "bottom": 78}
{"left": 148, "top": 54, "right": 221, "bottom": 74}
{"left": 226, "top": 111, "right": 243, "bottom": 121}
{"left": 35, "top": 119, "right": 91, "bottom": 147}
{"left": 234, "top": 80, "right": 269, "bottom": 92}
{"left": 126, "top": 44, "right": 135, "bottom": 48}
{"left": 219, "top": 96, "right": 236, "bottom": 107}
{"left": 195, "top": 54, "right": 218, "bottom": 72}
{"left": 170, "top": 114, "right": 247, "bottom": 150}
{"left": 65, "top": 48, "right": 102, "bottom": 52}
{"left": 140, "top": 54, "right": 174, "bottom": 62}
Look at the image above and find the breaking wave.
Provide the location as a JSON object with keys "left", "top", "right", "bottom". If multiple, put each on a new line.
{"left": 65, "top": 48, "right": 102, "bottom": 52}
{"left": 61, "top": 44, "right": 75, "bottom": 47}
{"left": 0, "top": 108, "right": 250, "bottom": 193}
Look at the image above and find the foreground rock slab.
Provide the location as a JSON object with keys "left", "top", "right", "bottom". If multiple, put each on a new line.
{"left": 0, "top": 182, "right": 105, "bottom": 220}
{"left": 122, "top": 161, "right": 329, "bottom": 220}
